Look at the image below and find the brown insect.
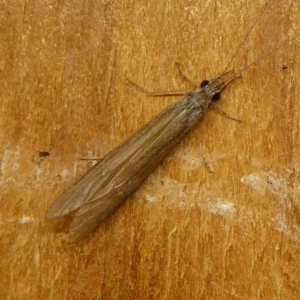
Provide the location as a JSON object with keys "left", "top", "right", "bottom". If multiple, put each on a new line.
{"left": 46, "top": 2, "right": 299, "bottom": 242}
{"left": 46, "top": 70, "right": 240, "bottom": 242}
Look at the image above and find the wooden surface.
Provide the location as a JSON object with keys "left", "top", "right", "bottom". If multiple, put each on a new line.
{"left": 1, "top": 0, "right": 300, "bottom": 299}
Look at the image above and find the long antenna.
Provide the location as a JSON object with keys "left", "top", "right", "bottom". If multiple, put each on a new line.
{"left": 238, "top": 34, "right": 300, "bottom": 73}
{"left": 223, "top": 0, "right": 271, "bottom": 73}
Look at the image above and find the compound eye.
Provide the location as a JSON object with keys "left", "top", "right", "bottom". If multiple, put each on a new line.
{"left": 200, "top": 80, "right": 209, "bottom": 88}
{"left": 211, "top": 92, "right": 221, "bottom": 101}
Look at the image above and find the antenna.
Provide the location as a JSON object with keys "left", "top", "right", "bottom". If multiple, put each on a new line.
{"left": 238, "top": 34, "right": 300, "bottom": 73}
{"left": 223, "top": 0, "right": 271, "bottom": 73}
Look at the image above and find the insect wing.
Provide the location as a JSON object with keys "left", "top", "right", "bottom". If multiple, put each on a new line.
{"left": 46, "top": 91, "right": 209, "bottom": 241}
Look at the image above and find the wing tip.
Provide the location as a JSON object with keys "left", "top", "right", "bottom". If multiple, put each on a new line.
{"left": 68, "top": 224, "right": 91, "bottom": 243}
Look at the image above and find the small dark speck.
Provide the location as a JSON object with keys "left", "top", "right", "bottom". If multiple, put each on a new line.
{"left": 282, "top": 64, "right": 288, "bottom": 70}
{"left": 39, "top": 150, "right": 50, "bottom": 157}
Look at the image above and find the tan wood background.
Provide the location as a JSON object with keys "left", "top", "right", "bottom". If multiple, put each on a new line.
{"left": 1, "top": 0, "right": 300, "bottom": 299}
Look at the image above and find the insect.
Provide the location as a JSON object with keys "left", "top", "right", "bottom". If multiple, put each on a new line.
{"left": 46, "top": 2, "right": 299, "bottom": 243}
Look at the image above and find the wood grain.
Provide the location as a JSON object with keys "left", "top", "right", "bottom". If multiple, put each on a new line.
{"left": 1, "top": 0, "right": 300, "bottom": 299}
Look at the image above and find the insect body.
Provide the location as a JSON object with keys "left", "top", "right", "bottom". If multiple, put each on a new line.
{"left": 46, "top": 70, "right": 239, "bottom": 242}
